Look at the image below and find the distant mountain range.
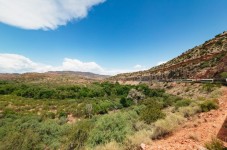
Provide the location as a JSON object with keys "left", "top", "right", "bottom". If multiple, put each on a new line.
{"left": 111, "top": 31, "right": 227, "bottom": 82}
{"left": 0, "top": 71, "right": 110, "bottom": 84}
{"left": 46, "top": 71, "right": 110, "bottom": 79}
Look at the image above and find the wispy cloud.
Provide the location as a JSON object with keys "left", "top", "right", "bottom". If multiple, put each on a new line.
{"left": 0, "top": 54, "right": 147, "bottom": 75}
{"left": 0, "top": 0, "right": 105, "bottom": 30}
{"left": 133, "top": 64, "right": 147, "bottom": 70}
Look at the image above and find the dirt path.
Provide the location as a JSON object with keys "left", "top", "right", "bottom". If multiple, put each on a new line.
{"left": 146, "top": 87, "right": 227, "bottom": 150}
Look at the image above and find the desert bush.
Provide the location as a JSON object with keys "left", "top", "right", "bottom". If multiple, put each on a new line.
{"left": 148, "top": 89, "right": 165, "bottom": 97}
{"left": 93, "top": 141, "right": 122, "bottom": 150}
{"left": 127, "top": 89, "right": 145, "bottom": 104}
{"left": 58, "top": 116, "right": 68, "bottom": 125}
{"left": 200, "top": 100, "right": 218, "bottom": 112}
{"left": 161, "top": 95, "right": 181, "bottom": 107}
{"left": 87, "top": 113, "right": 133, "bottom": 147}
{"left": 205, "top": 138, "right": 226, "bottom": 150}
{"left": 67, "top": 120, "right": 94, "bottom": 150}
{"left": 58, "top": 111, "right": 68, "bottom": 118}
{"left": 124, "top": 130, "right": 152, "bottom": 150}
{"left": 151, "top": 113, "right": 185, "bottom": 139}
{"left": 133, "top": 121, "right": 151, "bottom": 131}
{"left": 185, "top": 87, "right": 190, "bottom": 92}
{"left": 202, "top": 83, "right": 216, "bottom": 93}
{"left": 38, "top": 119, "right": 69, "bottom": 148}
{"left": 200, "top": 61, "right": 210, "bottom": 69}
{"left": 210, "top": 90, "right": 222, "bottom": 99}
{"left": 42, "top": 112, "right": 56, "bottom": 119}
{"left": 93, "top": 100, "right": 116, "bottom": 115}
{"left": 140, "top": 100, "right": 165, "bottom": 124}
{"left": 178, "top": 104, "right": 201, "bottom": 118}
{"left": 0, "top": 130, "right": 42, "bottom": 150}
{"left": 220, "top": 72, "right": 227, "bottom": 78}
{"left": 175, "top": 99, "right": 192, "bottom": 108}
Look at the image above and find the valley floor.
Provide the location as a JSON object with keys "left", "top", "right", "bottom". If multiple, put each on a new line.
{"left": 146, "top": 87, "right": 227, "bottom": 150}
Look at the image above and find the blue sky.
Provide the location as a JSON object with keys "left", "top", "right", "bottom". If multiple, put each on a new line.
{"left": 0, "top": 0, "right": 227, "bottom": 75}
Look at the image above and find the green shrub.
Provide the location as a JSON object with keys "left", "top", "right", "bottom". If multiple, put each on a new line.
{"left": 36, "top": 89, "right": 56, "bottom": 99}
{"left": 0, "top": 130, "right": 42, "bottom": 150}
{"left": 161, "top": 95, "right": 181, "bottom": 107}
{"left": 44, "top": 112, "right": 56, "bottom": 119}
{"left": 178, "top": 104, "right": 201, "bottom": 118}
{"left": 175, "top": 99, "right": 192, "bottom": 108}
{"left": 0, "top": 114, "right": 70, "bottom": 150}
{"left": 93, "top": 101, "right": 112, "bottom": 115}
{"left": 120, "top": 97, "right": 133, "bottom": 107}
{"left": 200, "top": 100, "right": 218, "bottom": 112}
{"left": 220, "top": 72, "right": 227, "bottom": 78}
{"left": 67, "top": 120, "right": 94, "bottom": 150}
{"left": 200, "top": 62, "right": 210, "bottom": 69}
{"left": 0, "top": 84, "right": 16, "bottom": 95}
{"left": 58, "top": 111, "right": 68, "bottom": 118}
{"left": 136, "top": 84, "right": 165, "bottom": 97}
{"left": 202, "top": 83, "right": 216, "bottom": 93}
{"left": 87, "top": 113, "right": 132, "bottom": 147}
{"left": 140, "top": 100, "right": 165, "bottom": 124}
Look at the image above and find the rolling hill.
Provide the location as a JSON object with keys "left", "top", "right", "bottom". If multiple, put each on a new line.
{"left": 0, "top": 71, "right": 110, "bottom": 85}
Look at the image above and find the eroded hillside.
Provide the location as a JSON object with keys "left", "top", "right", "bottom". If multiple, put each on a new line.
{"left": 111, "top": 32, "right": 227, "bottom": 82}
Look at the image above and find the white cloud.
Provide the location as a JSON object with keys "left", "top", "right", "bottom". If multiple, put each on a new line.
{"left": 0, "top": 53, "right": 148, "bottom": 75}
{"left": 134, "top": 64, "right": 142, "bottom": 69}
{"left": 157, "top": 61, "right": 167, "bottom": 66}
{"left": 60, "top": 58, "right": 104, "bottom": 73}
{"left": 133, "top": 64, "right": 147, "bottom": 70}
{"left": 0, "top": 54, "right": 42, "bottom": 73}
{"left": 0, "top": 0, "right": 105, "bottom": 30}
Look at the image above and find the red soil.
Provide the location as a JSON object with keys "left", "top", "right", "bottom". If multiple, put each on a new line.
{"left": 146, "top": 87, "right": 227, "bottom": 150}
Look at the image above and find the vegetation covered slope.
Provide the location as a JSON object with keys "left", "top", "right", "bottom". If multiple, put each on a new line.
{"left": 0, "top": 71, "right": 110, "bottom": 85}
{"left": 111, "top": 31, "right": 227, "bottom": 82}
{"left": 0, "top": 80, "right": 220, "bottom": 149}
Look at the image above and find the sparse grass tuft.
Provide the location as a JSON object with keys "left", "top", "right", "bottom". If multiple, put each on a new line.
{"left": 205, "top": 138, "right": 226, "bottom": 150}
{"left": 124, "top": 130, "right": 152, "bottom": 150}
{"left": 93, "top": 141, "right": 123, "bottom": 150}
{"left": 188, "top": 133, "right": 199, "bottom": 141}
{"left": 151, "top": 113, "right": 185, "bottom": 140}
{"left": 178, "top": 104, "right": 201, "bottom": 118}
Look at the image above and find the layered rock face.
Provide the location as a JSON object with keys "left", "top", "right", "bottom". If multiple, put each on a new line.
{"left": 111, "top": 32, "right": 227, "bottom": 82}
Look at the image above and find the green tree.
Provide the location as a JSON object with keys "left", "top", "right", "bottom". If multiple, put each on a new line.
{"left": 120, "top": 97, "right": 133, "bottom": 107}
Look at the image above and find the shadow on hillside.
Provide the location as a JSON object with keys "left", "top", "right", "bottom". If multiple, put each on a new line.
{"left": 217, "top": 117, "right": 227, "bottom": 143}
